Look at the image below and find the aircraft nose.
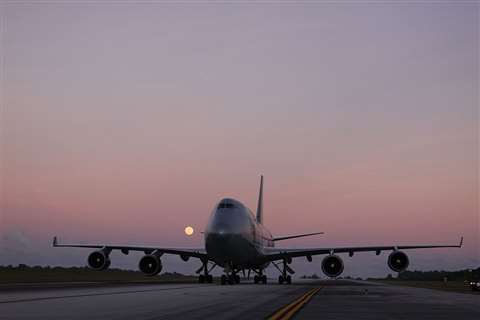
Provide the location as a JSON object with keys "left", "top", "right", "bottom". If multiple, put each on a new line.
{"left": 209, "top": 210, "right": 245, "bottom": 235}
{"left": 210, "top": 221, "right": 236, "bottom": 235}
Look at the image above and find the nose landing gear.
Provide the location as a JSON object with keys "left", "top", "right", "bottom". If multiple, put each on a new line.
{"left": 254, "top": 274, "right": 267, "bottom": 284}
{"left": 220, "top": 262, "right": 242, "bottom": 285}
{"left": 220, "top": 274, "right": 241, "bottom": 285}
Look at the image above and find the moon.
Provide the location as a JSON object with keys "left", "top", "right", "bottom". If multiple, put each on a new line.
{"left": 184, "top": 226, "right": 194, "bottom": 236}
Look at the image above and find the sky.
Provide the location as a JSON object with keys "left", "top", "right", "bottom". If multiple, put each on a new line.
{"left": 0, "top": 1, "right": 478, "bottom": 278}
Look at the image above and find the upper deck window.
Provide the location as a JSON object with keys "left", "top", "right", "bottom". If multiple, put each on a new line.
{"left": 218, "top": 203, "right": 234, "bottom": 209}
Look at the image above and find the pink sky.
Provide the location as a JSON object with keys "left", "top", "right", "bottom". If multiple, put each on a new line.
{"left": 1, "top": 2, "right": 478, "bottom": 276}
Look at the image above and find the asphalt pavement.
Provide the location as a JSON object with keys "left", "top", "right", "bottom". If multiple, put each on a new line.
{"left": 0, "top": 279, "right": 478, "bottom": 320}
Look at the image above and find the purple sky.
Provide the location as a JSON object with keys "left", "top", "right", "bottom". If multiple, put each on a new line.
{"left": 1, "top": 2, "right": 478, "bottom": 277}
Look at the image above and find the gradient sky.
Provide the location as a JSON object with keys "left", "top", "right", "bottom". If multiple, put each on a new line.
{"left": 1, "top": 2, "right": 478, "bottom": 277}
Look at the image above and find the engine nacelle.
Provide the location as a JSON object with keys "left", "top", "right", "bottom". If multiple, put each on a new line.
{"left": 87, "top": 250, "right": 111, "bottom": 270}
{"left": 388, "top": 251, "right": 409, "bottom": 272}
{"left": 139, "top": 254, "right": 163, "bottom": 276}
{"left": 321, "top": 254, "right": 344, "bottom": 278}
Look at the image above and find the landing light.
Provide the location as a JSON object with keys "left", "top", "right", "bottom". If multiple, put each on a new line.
{"left": 184, "top": 226, "right": 194, "bottom": 236}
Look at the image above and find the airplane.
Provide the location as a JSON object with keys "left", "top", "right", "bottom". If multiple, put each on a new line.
{"left": 53, "top": 175, "right": 463, "bottom": 285}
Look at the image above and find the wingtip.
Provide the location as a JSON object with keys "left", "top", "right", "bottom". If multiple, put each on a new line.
{"left": 459, "top": 236, "right": 463, "bottom": 247}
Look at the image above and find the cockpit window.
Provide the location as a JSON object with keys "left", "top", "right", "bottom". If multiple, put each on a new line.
{"left": 218, "top": 203, "right": 234, "bottom": 209}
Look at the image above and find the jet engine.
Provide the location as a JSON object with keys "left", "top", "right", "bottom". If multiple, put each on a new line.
{"left": 321, "top": 254, "right": 344, "bottom": 278}
{"left": 139, "top": 254, "right": 163, "bottom": 276}
{"left": 87, "top": 250, "right": 111, "bottom": 270}
{"left": 387, "top": 251, "right": 409, "bottom": 272}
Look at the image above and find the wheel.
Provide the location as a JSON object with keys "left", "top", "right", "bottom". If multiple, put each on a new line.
{"left": 221, "top": 275, "right": 227, "bottom": 285}
{"left": 207, "top": 275, "right": 213, "bottom": 283}
{"left": 262, "top": 275, "right": 267, "bottom": 284}
{"left": 235, "top": 275, "right": 240, "bottom": 284}
{"left": 278, "top": 275, "right": 284, "bottom": 284}
{"left": 228, "top": 275, "right": 235, "bottom": 285}
{"left": 199, "top": 275, "right": 205, "bottom": 283}
{"left": 254, "top": 275, "right": 259, "bottom": 284}
{"left": 286, "top": 275, "right": 292, "bottom": 284}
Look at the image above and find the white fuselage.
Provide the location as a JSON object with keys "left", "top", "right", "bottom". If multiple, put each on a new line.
{"left": 204, "top": 198, "right": 274, "bottom": 269}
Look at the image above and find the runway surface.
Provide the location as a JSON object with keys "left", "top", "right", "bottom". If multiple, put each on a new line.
{"left": 0, "top": 279, "right": 478, "bottom": 319}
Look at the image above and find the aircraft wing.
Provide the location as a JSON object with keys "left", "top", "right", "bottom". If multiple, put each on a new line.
{"left": 262, "top": 237, "right": 463, "bottom": 263}
{"left": 52, "top": 236, "right": 208, "bottom": 260}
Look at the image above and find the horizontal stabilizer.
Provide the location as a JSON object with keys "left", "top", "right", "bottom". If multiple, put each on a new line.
{"left": 273, "top": 232, "right": 324, "bottom": 241}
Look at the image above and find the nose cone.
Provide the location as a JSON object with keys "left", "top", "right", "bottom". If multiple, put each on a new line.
{"left": 207, "top": 202, "right": 249, "bottom": 236}
{"left": 205, "top": 198, "right": 254, "bottom": 265}
{"left": 205, "top": 218, "right": 251, "bottom": 265}
{"left": 208, "top": 212, "right": 243, "bottom": 235}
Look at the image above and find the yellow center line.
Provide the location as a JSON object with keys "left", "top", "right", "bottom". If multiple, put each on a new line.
{"left": 267, "top": 289, "right": 314, "bottom": 320}
{"left": 267, "top": 287, "right": 322, "bottom": 320}
{"left": 281, "top": 287, "right": 321, "bottom": 319}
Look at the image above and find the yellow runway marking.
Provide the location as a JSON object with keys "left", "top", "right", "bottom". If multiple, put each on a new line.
{"left": 267, "top": 287, "right": 322, "bottom": 320}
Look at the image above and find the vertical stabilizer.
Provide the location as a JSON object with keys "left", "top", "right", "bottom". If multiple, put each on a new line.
{"left": 256, "top": 175, "right": 263, "bottom": 224}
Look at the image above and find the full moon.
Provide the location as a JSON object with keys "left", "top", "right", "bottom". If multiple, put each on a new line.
{"left": 184, "top": 226, "right": 194, "bottom": 236}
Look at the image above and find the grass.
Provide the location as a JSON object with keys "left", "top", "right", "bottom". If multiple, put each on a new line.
{"left": 0, "top": 266, "right": 198, "bottom": 284}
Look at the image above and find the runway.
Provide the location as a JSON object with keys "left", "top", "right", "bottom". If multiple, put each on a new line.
{"left": 0, "top": 280, "right": 478, "bottom": 319}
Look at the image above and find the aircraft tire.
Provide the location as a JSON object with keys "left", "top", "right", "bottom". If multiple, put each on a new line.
{"left": 278, "top": 276, "right": 284, "bottom": 284}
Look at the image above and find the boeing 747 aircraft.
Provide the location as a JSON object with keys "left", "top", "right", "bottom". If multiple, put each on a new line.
{"left": 53, "top": 176, "right": 463, "bottom": 285}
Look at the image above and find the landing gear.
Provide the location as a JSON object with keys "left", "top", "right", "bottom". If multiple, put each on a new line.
{"left": 262, "top": 275, "right": 267, "bottom": 284}
{"left": 197, "top": 260, "right": 215, "bottom": 284}
{"left": 274, "top": 259, "right": 293, "bottom": 285}
{"left": 198, "top": 274, "right": 213, "bottom": 283}
{"left": 254, "top": 274, "right": 267, "bottom": 284}
{"left": 220, "top": 274, "right": 238, "bottom": 285}
{"left": 219, "top": 262, "right": 242, "bottom": 285}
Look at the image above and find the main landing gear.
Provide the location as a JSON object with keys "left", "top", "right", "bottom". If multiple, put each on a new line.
{"left": 197, "top": 259, "right": 215, "bottom": 284}
{"left": 198, "top": 274, "right": 213, "bottom": 283}
{"left": 273, "top": 259, "right": 293, "bottom": 285}
{"left": 278, "top": 275, "right": 291, "bottom": 284}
